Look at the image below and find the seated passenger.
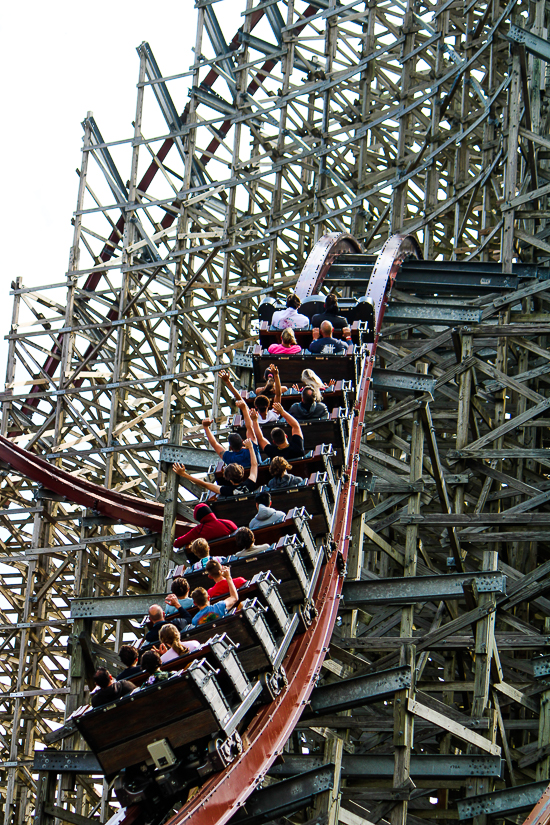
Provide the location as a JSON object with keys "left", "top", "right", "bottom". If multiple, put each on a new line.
{"left": 143, "top": 604, "right": 189, "bottom": 649}
{"left": 312, "top": 293, "right": 349, "bottom": 330}
{"left": 308, "top": 320, "right": 352, "bottom": 355}
{"left": 249, "top": 490, "right": 286, "bottom": 530}
{"left": 91, "top": 667, "right": 135, "bottom": 708}
{"left": 267, "top": 328, "right": 301, "bottom": 355}
{"left": 289, "top": 386, "right": 329, "bottom": 421}
{"left": 174, "top": 438, "right": 259, "bottom": 498}
{"left": 256, "top": 365, "right": 288, "bottom": 398}
{"left": 234, "top": 526, "right": 272, "bottom": 558}
{"left": 297, "top": 368, "right": 335, "bottom": 401}
{"left": 221, "top": 367, "right": 280, "bottom": 424}
{"left": 201, "top": 400, "right": 259, "bottom": 467}
{"left": 158, "top": 623, "right": 202, "bottom": 663}
{"left": 173, "top": 503, "right": 237, "bottom": 552}
{"left": 206, "top": 559, "right": 247, "bottom": 598}
{"left": 254, "top": 394, "right": 280, "bottom": 425}
{"left": 165, "top": 576, "right": 194, "bottom": 619}
{"left": 254, "top": 364, "right": 284, "bottom": 423}
{"left": 267, "top": 456, "right": 306, "bottom": 491}
{"left": 116, "top": 645, "right": 141, "bottom": 681}
{"left": 271, "top": 293, "right": 309, "bottom": 329}
{"left": 251, "top": 403, "right": 305, "bottom": 460}
{"left": 191, "top": 567, "right": 240, "bottom": 625}
{"left": 184, "top": 538, "right": 227, "bottom": 574}
{"left": 140, "top": 650, "right": 171, "bottom": 688}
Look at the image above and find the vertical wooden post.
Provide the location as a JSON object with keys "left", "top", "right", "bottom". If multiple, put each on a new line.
{"left": 501, "top": 51, "right": 521, "bottom": 271}
{"left": 156, "top": 409, "right": 182, "bottom": 591}
{"left": 391, "top": 364, "right": 425, "bottom": 825}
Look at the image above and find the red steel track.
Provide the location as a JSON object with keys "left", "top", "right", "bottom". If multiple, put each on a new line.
{"left": 523, "top": 784, "right": 550, "bottom": 825}
{"left": 0, "top": 434, "right": 189, "bottom": 532}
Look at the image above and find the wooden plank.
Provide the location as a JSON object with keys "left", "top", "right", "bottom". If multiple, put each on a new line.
{"left": 339, "top": 806, "right": 378, "bottom": 825}
{"left": 362, "top": 523, "right": 405, "bottom": 566}
{"left": 462, "top": 399, "right": 550, "bottom": 452}
{"left": 494, "top": 681, "right": 539, "bottom": 713}
{"left": 407, "top": 698, "right": 501, "bottom": 755}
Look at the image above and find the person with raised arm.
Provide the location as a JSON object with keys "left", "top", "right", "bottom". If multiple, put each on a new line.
{"left": 191, "top": 566, "right": 240, "bottom": 626}
{"left": 173, "top": 438, "right": 259, "bottom": 498}
{"left": 221, "top": 365, "right": 282, "bottom": 424}
{"left": 256, "top": 365, "right": 288, "bottom": 398}
{"left": 251, "top": 402, "right": 305, "bottom": 460}
{"left": 201, "top": 401, "right": 259, "bottom": 468}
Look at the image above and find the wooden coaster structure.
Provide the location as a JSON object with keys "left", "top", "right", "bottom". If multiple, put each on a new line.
{"left": 1, "top": 0, "right": 550, "bottom": 823}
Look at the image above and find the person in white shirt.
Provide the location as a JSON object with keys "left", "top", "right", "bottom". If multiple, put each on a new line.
{"left": 219, "top": 366, "right": 281, "bottom": 424}
{"left": 271, "top": 293, "right": 309, "bottom": 329}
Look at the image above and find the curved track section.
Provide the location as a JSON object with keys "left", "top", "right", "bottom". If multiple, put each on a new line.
{"left": 294, "top": 232, "right": 363, "bottom": 300}
{"left": 0, "top": 435, "right": 189, "bottom": 532}
{"left": 164, "top": 232, "right": 422, "bottom": 825}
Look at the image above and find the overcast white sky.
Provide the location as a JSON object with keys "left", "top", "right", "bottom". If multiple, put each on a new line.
{"left": 0, "top": 1, "right": 207, "bottom": 373}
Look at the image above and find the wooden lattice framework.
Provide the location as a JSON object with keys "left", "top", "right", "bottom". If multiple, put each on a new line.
{"left": 2, "top": 0, "right": 550, "bottom": 823}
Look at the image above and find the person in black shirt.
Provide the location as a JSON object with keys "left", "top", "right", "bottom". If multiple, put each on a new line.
{"left": 312, "top": 294, "right": 349, "bottom": 330}
{"left": 251, "top": 402, "right": 305, "bottom": 460}
{"left": 174, "top": 439, "right": 259, "bottom": 498}
{"left": 116, "top": 645, "right": 141, "bottom": 681}
{"left": 91, "top": 667, "right": 135, "bottom": 708}
{"left": 142, "top": 603, "right": 192, "bottom": 650}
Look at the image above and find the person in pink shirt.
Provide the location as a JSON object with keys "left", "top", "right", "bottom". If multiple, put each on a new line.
{"left": 267, "top": 328, "right": 301, "bottom": 355}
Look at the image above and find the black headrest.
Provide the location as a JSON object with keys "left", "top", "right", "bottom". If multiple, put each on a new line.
{"left": 258, "top": 297, "right": 280, "bottom": 323}
{"left": 299, "top": 296, "right": 325, "bottom": 320}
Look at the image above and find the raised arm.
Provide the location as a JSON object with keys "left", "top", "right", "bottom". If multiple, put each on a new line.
{"left": 236, "top": 399, "right": 257, "bottom": 442}
{"left": 222, "top": 566, "right": 239, "bottom": 611}
{"left": 219, "top": 370, "right": 242, "bottom": 404}
{"left": 173, "top": 463, "right": 221, "bottom": 495}
{"left": 269, "top": 363, "right": 282, "bottom": 405}
{"left": 272, "top": 402, "right": 303, "bottom": 438}
{"left": 243, "top": 438, "right": 258, "bottom": 483}
{"left": 202, "top": 418, "right": 225, "bottom": 458}
{"left": 249, "top": 409, "right": 270, "bottom": 450}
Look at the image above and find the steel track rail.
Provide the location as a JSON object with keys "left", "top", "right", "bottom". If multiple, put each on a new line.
{"left": 0, "top": 434, "right": 189, "bottom": 532}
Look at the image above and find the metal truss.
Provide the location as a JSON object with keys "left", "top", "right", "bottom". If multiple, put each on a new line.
{"left": 1, "top": 0, "right": 550, "bottom": 823}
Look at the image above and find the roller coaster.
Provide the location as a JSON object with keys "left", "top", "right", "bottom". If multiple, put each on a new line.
{"left": 5, "top": 1, "right": 550, "bottom": 819}
{"left": 0, "top": 231, "right": 418, "bottom": 825}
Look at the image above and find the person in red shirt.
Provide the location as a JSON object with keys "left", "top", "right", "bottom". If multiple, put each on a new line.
{"left": 174, "top": 504, "right": 237, "bottom": 554}
{"left": 205, "top": 559, "right": 247, "bottom": 599}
